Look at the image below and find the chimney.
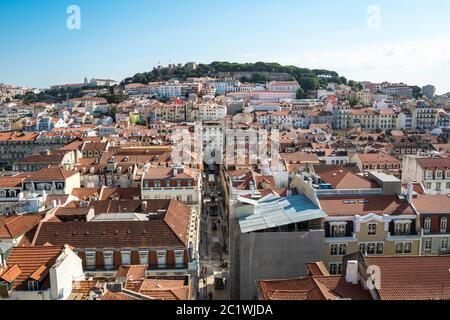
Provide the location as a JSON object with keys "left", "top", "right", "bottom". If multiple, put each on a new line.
{"left": 345, "top": 260, "right": 359, "bottom": 284}
{"left": 407, "top": 181, "right": 414, "bottom": 203}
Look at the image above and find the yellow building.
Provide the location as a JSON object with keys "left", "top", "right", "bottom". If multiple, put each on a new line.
{"left": 319, "top": 195, "right": 420, "bottom": 275}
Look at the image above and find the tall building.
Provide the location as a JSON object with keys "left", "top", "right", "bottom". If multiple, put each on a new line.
{"left": 422, "top": 85, "right": 436, "bottom": 100}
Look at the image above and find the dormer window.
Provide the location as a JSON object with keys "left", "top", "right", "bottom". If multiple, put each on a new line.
{"left": 424, "top": 217, "right": 432, "bottom": 234}
{"left": 426, "top": 171, "right": 434, "bottom": 179}
{"left": 330, "top": 222, "right": 346, "bottom": 237}
{"left": 440, "top": 217, "right": 448, "bottom": 234}
{"left": 28, "top": 281, "right": 39, "bottom": 291}
{"left": 436, "top": 171, "right": 443, "bottom": 179}
{"left": 395, "top": 222, "right": 411, "bottom": 235}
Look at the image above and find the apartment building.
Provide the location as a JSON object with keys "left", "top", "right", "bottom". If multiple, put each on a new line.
{"left": 32, "top": 200, "right": 199, "bottom": 282}
{"left": 412, "top": 194, "right": 450, "bottom": 254}
{"left": 266, "top": 81, "right": 300, "bottom": 93}
{"left": 402, "top": 156, "right": 450, "bottom": 194}
{"left": 23, "top": 167, "right": 80, "bottom": 195}
{"left": 141, "top": 164, "right": 202, "bottom": 205}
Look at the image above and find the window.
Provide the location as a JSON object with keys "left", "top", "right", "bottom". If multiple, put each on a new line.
{"left": 440, "top": 217, "right": 448, "bottom": 233}
{"left": 139, "top": 251, "right": 149, "bottom": 265}
{"left": 368, "top": 223, "right": 377, "bottom": 236}
{"left": 424, "top": 238, "right": 432, "bottom": 252}
{"left": 28, "top": 281, "right": 39, "bottom": 291}
{"left": 339, "top": 244, "right": 347, "bottom": 256}
{"left": 174, "top": 250, "right": 185, "bottom": 267}
{"left": 424, "top": 218, "right": 431, "bottom": 233}
{"left": 436, "top": 171, "right": 443, "bottom": 179}
{"left": 426, "top": 183, "right": 432, "bottom": 189}
{"left": 404, "top": 242, "right": 412, "bottom": 253}
{"left": 360, "top": 242, "right": 383, "bottom": 255}
{"left": 426, "top": 171, "right": 433, "bottom": 179}
{"left": 446, "top": 171, "right": 450, "bottom": 179}
{"left": 395, "top": 223, "right": 411, "bottom": 235}
{"left": 103, "top": 251, "right": 114, "bottom": 270}
{"left": 329, "top": 263, "right": 342, "bottom": 275}
{"left": 330, "top": 244, "right": 338, "bottom": 256}
{"left": 395, "top": 242, "right": 412, "bottom": 254}
{"left": 85, "top": 252, "right": 96, "bottom": 269}
{"left": 395, "top": 242, "right": 403, "bottom": 254}
{"left": 436, "top": 182, "right": 442, "bottom": 190}
{"left": 441, "top": 239, "right": 449, "bottom": 251}
{"left": 446, "top": 182, "right": 450, "bottom": 189}
{"left": 330, "top": 223, "right": 346, "bottom": 237}
{"left": 156, "top": 250, "right": 167, "bottom": 268}
{"left": 121, "top": 251, "right": 131, "bottom": 265}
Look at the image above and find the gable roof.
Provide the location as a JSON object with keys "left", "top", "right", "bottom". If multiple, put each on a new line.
{"left": 25, "top": 167, "right": 76, "bottom": 181}
{"left": 0, "top": 214, "right": 44, "bottom": 239}
{"left": 0, "top": 246, "right": 63, "bottom": 290}
{"left": 258, "top": 275, "right": 372, "bottom": 301}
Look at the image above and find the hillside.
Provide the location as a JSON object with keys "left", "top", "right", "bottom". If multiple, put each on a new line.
{"left": 121, "top": 61, "right": 354, "bottom": 91}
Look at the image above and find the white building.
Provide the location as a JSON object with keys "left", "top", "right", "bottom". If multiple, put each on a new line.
{"left": 266, "top": 81, "right": 300, "bottom": 93}
{"left": 402, "top": 156, "right": 450, "bottom": 195}
{"left": 0, "top": 245, "right": 84, "bottom": 300}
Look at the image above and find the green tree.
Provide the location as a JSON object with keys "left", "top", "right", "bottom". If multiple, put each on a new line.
{"left": 299, "top": 77, "right": 320, "bottom": 91}
{"left": 296, "top": 88, "right": 307, "bottom": 99}
{"left": 251, "top": 72, "right": 267, "bottom": 83}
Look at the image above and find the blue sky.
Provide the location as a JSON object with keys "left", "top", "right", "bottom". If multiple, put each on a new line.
{"left": 1, "top": 0, "right": 450, "bottom": 93}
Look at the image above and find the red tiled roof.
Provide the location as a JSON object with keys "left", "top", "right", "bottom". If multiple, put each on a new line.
{"left": 258, "top": 276, "right": 371, "bottom": 301}
{"left": 0, "top": 214, "right": 44, "bottom": 239}
{"left": 319, "top": 195, "right": 415, "bottom": 217}
{"left": 0, "top": 176, "right": 24, "bottom": 188}
{"left": 365, "top": 256, "right": 450, "bottom": 300}
{"left": 0, "top": 246, "right": 63, "bottom": 290}
{"left": 25, "top": 167, "right": 76, "bottom": 181}
{"left": 116, "top": 265, "right": 147, "bottom": 281}
{"left": 416, "top": 157, "right": 450, "bottom": 169}
{"left": 33, "top": 200, "right": 190, "bottom": 249}
{"left": 412, "top": 194, "right": 450, "bottom": 214}
{"left": 126, "top": 279, "right": 191, "bottom": 300}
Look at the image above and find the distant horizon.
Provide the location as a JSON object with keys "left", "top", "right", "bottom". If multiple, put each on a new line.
{"left": 2, "top": 60, "right": 446, "bottom": 95}
{"left": 1, "top": 0, "right": 450, "bottom": 94}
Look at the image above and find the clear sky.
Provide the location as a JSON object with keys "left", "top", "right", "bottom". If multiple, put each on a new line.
{"left": 1, "top": 0, "right": 450, "bottom": 93}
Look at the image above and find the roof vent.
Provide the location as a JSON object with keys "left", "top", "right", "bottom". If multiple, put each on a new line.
{"left": 114, "top": 230, "right": 119, "bottom": 235}
{"left": 85, "top": 231, "right": 90, "bottom": 235}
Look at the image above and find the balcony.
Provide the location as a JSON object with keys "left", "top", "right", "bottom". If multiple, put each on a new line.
{"left": 387, "top": 231, "right": 420, "bottom": 241}
{"left": 324, "top": 233, "right": 357, "bottom": 243}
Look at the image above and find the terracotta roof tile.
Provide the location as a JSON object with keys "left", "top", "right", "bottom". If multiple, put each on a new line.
{"left": 319, "top": 195, "right": 415, "bottom": 217}
{"left": 1, "top": 246, "right": 63, "bottom": 290}
{"left": 365, "top": 256, "right": 450, "bottom": 300}
{"left": 25, "top": 167, "right": 76, "bottom": 181}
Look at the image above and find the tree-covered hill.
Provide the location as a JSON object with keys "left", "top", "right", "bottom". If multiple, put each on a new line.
{"left": 121, "top": 61, "right": 351, "bottom": 91}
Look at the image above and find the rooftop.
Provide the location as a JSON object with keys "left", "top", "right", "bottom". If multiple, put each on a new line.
{"left": 237, "top": 194, "right": 326, "bottom": 233}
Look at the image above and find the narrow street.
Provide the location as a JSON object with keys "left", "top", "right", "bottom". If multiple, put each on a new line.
{"left": 198, "top": 165, "right": 230, "bottom": 300}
